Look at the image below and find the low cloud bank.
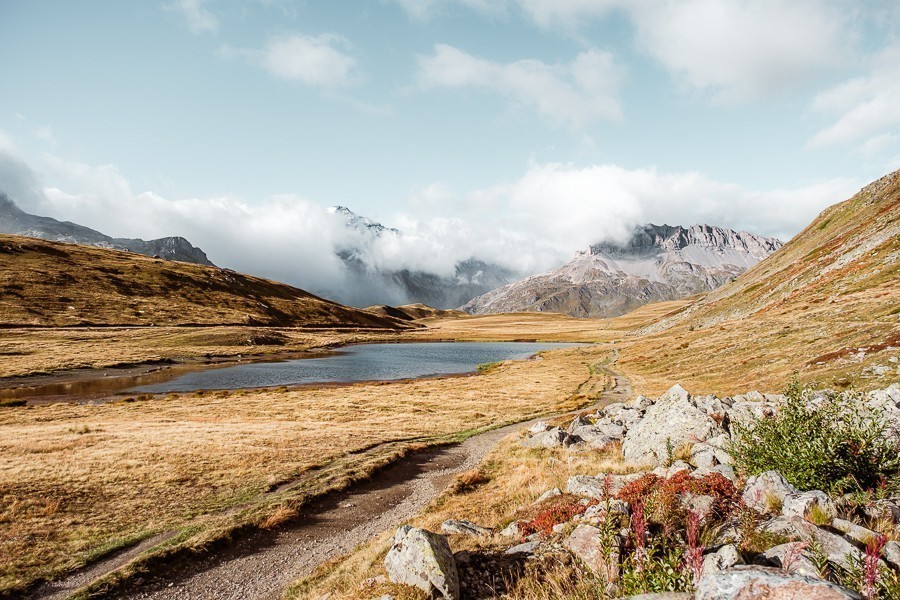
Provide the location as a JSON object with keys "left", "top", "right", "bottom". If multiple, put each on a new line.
{"left": 0, "top": 148, "right": 859, "bottom": 306}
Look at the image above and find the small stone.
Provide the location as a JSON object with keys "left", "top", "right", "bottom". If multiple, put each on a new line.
{"left": 499, "top": 521, "right": 523, "bottom": 538}
{"left": 441, "top": 519, "right": 492, "bottom": 537}
{"left": 533, "top": 488, "right": 562, "bottom": 504}
{"left": 529, "top": 421, "right": 551, "bottom": 434}
{"left": 505, "top": 540, "right": 540, "bottom": 555}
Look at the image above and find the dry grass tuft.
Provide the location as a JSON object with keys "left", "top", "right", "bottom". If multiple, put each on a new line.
{"left": 259, "top": 504, "right": 299, "bottom": 530}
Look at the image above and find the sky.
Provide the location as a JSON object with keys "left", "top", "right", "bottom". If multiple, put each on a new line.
{"left": 1, "top": 0, "right": 899, "bottom": 296}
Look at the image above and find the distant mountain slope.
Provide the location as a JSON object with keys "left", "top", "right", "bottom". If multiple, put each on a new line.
{"left": 330, "top": 206, "right": 517, "bottom": 308}
{"left": 364, "top": 303, "right": 468, "bottom": 321}
{"left": 462, "top": 224, "right": 782, "bottom": 318}
{"left": 0, "top": 193, "right": 213, "bottom": 266}
{"left": 0, "top": 233, "right": 414, "bottom": 329}
{"left": 620, "top": 169, "right": 900, "bottom": 394}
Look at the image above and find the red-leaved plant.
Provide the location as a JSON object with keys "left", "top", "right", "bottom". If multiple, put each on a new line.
{"left": 684, "top": 510, "right": 704, "bottom": 586}
{"left": 863, "top": 534, "right": 887, "bottom": 599}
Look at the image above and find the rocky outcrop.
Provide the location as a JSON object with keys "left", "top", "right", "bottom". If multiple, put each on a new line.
{"left": 462, "top": 223, "right": 782, "bottom": 318}
{"left": 427, "top": 384, "right": 900, "bottom": 599}
{"left": 384, "top": 526, "right": 459, "bottom": 599}
{"left": 622, "top": 384, "right": 725, "bottom": 464}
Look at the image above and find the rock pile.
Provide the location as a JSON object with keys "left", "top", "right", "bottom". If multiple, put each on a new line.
{"left": 381, "top": 383, "right": 900, "bottom": 599}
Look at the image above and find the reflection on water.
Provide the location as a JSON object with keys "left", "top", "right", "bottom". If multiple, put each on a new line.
{"left": 128, "top": 342, "right": 580, "bottom": 393}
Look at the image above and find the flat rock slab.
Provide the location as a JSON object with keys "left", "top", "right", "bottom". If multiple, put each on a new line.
{"left": 696, "top": 565, "right": 863, "bottom": 599}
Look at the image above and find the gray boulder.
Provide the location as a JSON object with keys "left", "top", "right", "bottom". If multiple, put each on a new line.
{"left": 651, "top": 460, "right": 693, "bottom": 479}
{"left": 692, "top": 464, "right": 737, "bottom": 484}
{"left": 727, "top": 401, "right": 777, "bottom": 432}
{"left": 623, "top": 384, "right": 724, "bottom": 465}
{"left": 564, "top": 524, "right": 621, "bottom": 579}
{"left": 384, "top": 526, "right": 459, "bottom": 600}
{"left": 701, "top": 544, "right": 743, "bottom": 574}
{"left": 883, "top": 540, "right": 900, "bottom": 570}
{"left": 782, "top": 490, "right": 837, "bottom": 523}
{"left": 695, "top": 565, "right": 863, "bottom": 599}
{"left": 505, "top": 540, "right": 540, "bottom": 555}
{"left": 791, "top": 517, "right": 863, "bottom": 570}
{"left": 830, "top": 518, "right": 877, "bottom": 546}
{"left": 440, "top": 519, "right": 491, "bottom": 537}
{"left": 521, "top": 427, "right": 578, "bottom": 448}
{"left": 533, "top": 488, "right": 562, "bottom": 504}
{"left": 861, "top": 498, "right": 900, "bottom": 523}
{"left": 566, "top": 474, "right": 628, "bottom": 498}
{"left": 755, "top": 542, "right": 820, "bottom": 578}
{"left": 682, "top": 493, "right": 716, "bottom": 522}
{"left": 741, "top": 471, "right": 798, "bottom": 515}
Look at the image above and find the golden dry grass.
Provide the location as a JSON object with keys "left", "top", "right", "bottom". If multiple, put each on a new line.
{"left": 0, "top": 233, "right": 409, "bottom": 330}
{"left": 0, "top": 345, "right": 607, "bottom": 595}
{"left": 288, "top": 430, "right": 632, "bottom": 600}
{"left": 615, "top": 171, "right": 900, "bottom": 396}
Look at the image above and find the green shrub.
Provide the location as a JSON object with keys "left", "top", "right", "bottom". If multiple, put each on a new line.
{"left": 729, "top": 379, "right": 900, "bottom": 494}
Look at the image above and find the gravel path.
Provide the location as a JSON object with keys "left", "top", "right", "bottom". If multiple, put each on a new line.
{"left": 39, "top": 369, "right": 629, "bottom": 600}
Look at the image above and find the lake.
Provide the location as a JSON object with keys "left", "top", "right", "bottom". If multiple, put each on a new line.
{"left": 128, "top": 341, "right": 581, "bottom": 393}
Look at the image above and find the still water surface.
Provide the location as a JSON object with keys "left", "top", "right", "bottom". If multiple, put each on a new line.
{"left": 129, "top": 342, "right": 580, "bottom": 393}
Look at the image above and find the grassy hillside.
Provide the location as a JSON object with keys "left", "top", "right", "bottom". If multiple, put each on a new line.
{"left": 0, "top": 234, "right": 411, "bottom": 329}
{"left": 364, "top": 303, "right": 468, "bottom": 321}
{"left": 619, "top": 169, "right": 900, "bottom": 395}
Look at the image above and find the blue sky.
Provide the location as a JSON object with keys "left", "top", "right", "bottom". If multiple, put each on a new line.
{"left": 1, "top": 0, "right": 898, "bottom": 291}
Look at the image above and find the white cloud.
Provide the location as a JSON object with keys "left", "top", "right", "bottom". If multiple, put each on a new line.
{"left": 168, "top": 0, "right": 218, "bottom": 34}
{"left": 808, "top": 43, "right": 900, "bottom": 148}
{"left": 0, "top": 142, "right": 862, "bottom": 305}
{"left": 222, "top": 34, "right": 359, "bottom": 88}
{"left": 417, "top": 44, "right": 624, "bottom": 128}
{"left": 403, "top": 1, "right": 853, "bottom": 103}
{"left": 627, "top": 0, "right": 850, "bottom": 103}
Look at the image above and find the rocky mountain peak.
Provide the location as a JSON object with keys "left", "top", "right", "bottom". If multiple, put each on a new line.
{"left": 462, "top": 222, "right": 783, "bottom": 318}
{"left": 328, "top": 205, "right": 400, "bottom": 237}
{"left": 0, "top": 192, "right": 214, "bottom": 266}
{"left": 590, "top": 224, "right": 782, "bottom": 261}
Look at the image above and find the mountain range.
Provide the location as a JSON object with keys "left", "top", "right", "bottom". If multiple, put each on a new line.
{"left": 461, "top": 224, "right": 783, "bottom": 318}
{"left": 0, "top": 193, "right": 213, "bottom": 266}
